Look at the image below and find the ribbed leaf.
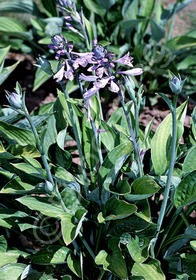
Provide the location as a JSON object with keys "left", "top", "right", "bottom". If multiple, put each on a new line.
{"left": 0, "top": 0, "right": 42, "bottom": 16}
{"left": 0, "top": 121, "right": 36, "bottom": 146}
{"left": 0, "top": 17, "right": 27, "bottom": 33}
{"left": 182, "top": 146, "right": 196, "bottom": 175}
{"left": 0, "top": 61, "right": 20, "bottom": 85}
{"left": 0, "top": 264, "right": 27, "bottom": 280}
{"left": 41, "top": 0, "right": 57, "bottom": 17}
{"left": 32, "top": 246, "right": 70, "bottom": 264}
{"left": 131, "top": 258, "right": 166, "bottom": 280}
{"left": 151, "top": 101, "right": 187, "bottom": 175}
{"left": 0, "top": 46, "right": 10, "bottom": 66}
{"left": 17, "top": 196, "right": 64, "bottom": 218}
{"left": 174, "top": 170, "right": 196, "bottom": 207}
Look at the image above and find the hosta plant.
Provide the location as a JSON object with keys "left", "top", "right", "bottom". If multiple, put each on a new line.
{"left": 0, "top": 1, "right": 196, "bottom": 280}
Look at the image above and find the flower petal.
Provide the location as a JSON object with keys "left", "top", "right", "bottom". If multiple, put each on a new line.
{"left": 83, "top": 87, "right": 99, "bottom": 100}
{"left": 54, "top": 66, "right": 64, "bottom": 82}
{"left": 79, "top": 73, "right": 98, "bottom": 82}
{"left": 116, "top": 68, "right": 143, "bottom": 76}
{"left": 110, "top": 80, "right": 119, "bottom": 92}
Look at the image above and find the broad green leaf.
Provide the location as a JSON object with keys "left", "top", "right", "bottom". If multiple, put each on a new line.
{"left": 33, "top": 60, "right": 59, "bottom": 91}
{"left": 165, "top": 36, "right": 196, "bottom": 51}
{"left": 177, "top": 55, "right": 196, "bottom": 70}
{"left": 48, "top": 143, "right": 72, "bottom": 170}
{"left": 82, "top": 112, "right": 99, "bottom": 171}
{"left": 131, "top": 258, "right": 165, "bottom": 280}
{"left": 17, "top": 196, "right": 64, "bottom": 218}
{"left": 61, "top": 187, "right": 88, "bottom": 214}
{"left": 11, "top": 162, "right": 45, "bottom": 180}
{"left": 0, "top": 263, "right": 27, "bottom": 280}
{"left": 67, "top": 253, "right": 82, "bottom": 278}
{"left": 61, "top": 209, "right": 87, "bottom": 245}
{"left": 105, "top": 178, "right": 131, "bottom": 195}
{"left": 0, "top": 61, "right": 19, "bottom": 85}
{"left": 82, "top": 13, "right": 94, "bottom": 49}
{"left": 150, "top": 19, "right": 165, "bottom": 42}
{"left": 190, "top": 240, "right": 196, "bottom": 251}
{"left": 140, "top": 0, "right": 155, "bottom": 35}
{"left": 1, "top": 176, "right": 34, "bottom": 194}
{"left": 98, "top": 142, "right": 133, "bottom": 189}
{"left": 127, "top": 236, "right": 148, "bottom": 263}
{"left": 32, "top": 245, "right": 69, "bottom": 264}
{"left": 98, "top": 196, "right": 137, "bottom": 222}
{"left": 0, "top": 235, "right": 7, "bottom": 252}
{"left": 100, "top": 121, "right": 119, "bottom": 151}
{"left": 0, "top": 121, "right": 36, "bottom": 146}
{"left": 83, "top": 0, "right": 106, "bottom": 17}
{"left": 41, "top": 0, "right": 57, "bottom": 17}
{"left": 0, "top": 17, "right": 27, "bottom": 33}
{"left": 95, "top": 239, "right": 128, "bottom": 279}
{"left": 10, "top": 144, "right": 40, "bottom": 158}
{"left": 135, "top": 199, "right": 151, "bottom": 222}
{"left": 0, "top": 46, "right": 10, "bottom": 66}
{"left": 151, "top": 101, "right": 187, "bottom": 175}
{"left": 0, "top": 0, "right": 42, "bottom": 16}
{"left": 0, "top": 250, "right": 22, "bottom": 267}
{"left": 98, "top": 0, "right": 115, "bottom": 10}
{"left": 125, "top": 176, "right": 160, "bottom": 201}
{"left": 182, "top": 146, "right": 196, "bottom": 175}
{"left": 174, "top": 170, "right": 196, "bottom": 207}
{"left": 42, "top": 114, "right": 57, "bottom": 155}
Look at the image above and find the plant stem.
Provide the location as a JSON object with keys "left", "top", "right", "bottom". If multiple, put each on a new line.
{"left": 117, "top": 90, "right": 143, "bottom": 177}
{"left": 79, "top": 232, "right": 95, "bottom": 260}
{"left": 23, "top": 106, "right": 69, "bottom": 212}
{"left": 154, "top": 94, "right": 178, "bottom": 249}
{"left": 61, "top": 85, "right": 89, "bottom": 197}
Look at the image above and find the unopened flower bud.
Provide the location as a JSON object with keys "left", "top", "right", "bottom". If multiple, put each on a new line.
{"left": 45, "top": 181, "right": 54, "bottom": 193}
{"left": 169, "top": 72, "right": 186, "bottom": 95}
{"left": 35, "top": 57, "right": 53, "bottom": 75}
{"left": 6, "top": 90, "right": 23, "bottom": 109}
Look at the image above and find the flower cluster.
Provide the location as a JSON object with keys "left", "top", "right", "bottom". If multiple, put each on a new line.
{"left": 49, "top": 34, "right": 143, "bottom": 100}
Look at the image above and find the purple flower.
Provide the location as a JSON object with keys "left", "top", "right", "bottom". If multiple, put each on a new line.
{"left": 116, "top": 68, "right": 143, "bottom": 76}
{"left": 64, "top": 60, "right": 74, "bottom": 81}
{"left": 49, "top": 34, "right": 73, "bottom": 59}
{"left": 79, "top": 73, "right": 97, "bottom": 82}
{"left": 83, "top": 87, "right": 100, "bottom": 100}
{"left": 113, "top": 52, "right": 133, "bottom": 67}
{"left": 54, "top": 65, "right": 65, "bottom": 82}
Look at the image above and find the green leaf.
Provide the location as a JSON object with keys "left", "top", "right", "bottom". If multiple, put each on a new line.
{"left": 95, "top": 239, "right": 128, "bottom": 279}
{"left": 150, "top": 19, "right": 165, "bottom": 42}
{"left": 174, "top": 170, "right": 196, "bottom": 207}
{"left": 165, "top": 36, "right": 196, "bottom": 51}
{"left": 156, "top": 92, "right": 173, "bottom": 111}
{"left": 32, "top": 245, "right": 70, "bottom": 264}
{"left": 131, "top": 258, "right": 165, "bottom": 279}
{"left": 33, "top": 60, "right": 59, "bottom": 91}
{"left": 100, "top": 120, "right": 120, "bottom": 151}
{"left": 1, "top": 176, "right": 34, "bottom": 194}
{"left": 0, "top": 263, "right": 27, "bottom": 280}
{"left": 48, "top": 143, "right": 72, "bottom": 170}
{"left": 0, "top": 17, "right": 27, "bottom": 33}
{"left": 17, "top": 196, "right": 64, "bottom": 218}
{"left": 0, "top": 0, "right": 42, "bottom": 16}
{"left": 98, "top": 196, "right": 137, "bottom": 222}
{"left": 0, "top": 235, "right": 7, "bottom": 252}
{"left": 67, "top": 253, "right": 82, "bottom": 278}
{"left": 0, "top": 45, "right": 10, "bottom": 66}
{"left": 42, "top": 114, "right": 57, "bottom": 155}
{"left": 98, "top": 142, "right": 133, "bottom": 190}
{"left": 61, "top": 209, "right": 87, "bottom": 245}
{"left": 190, "top": 240, "right": 196, "bottom": 251}
{"left": 83, "top": 0, "right": 106, "bottom": 17}
{"left": 182, "top": 146, "right": 196, "bottom": 175}
{"left": 105, "top": 178, "right": 132, "bottom": 195}
{"left": 10, "top": 144, "right": 40, "bottom": 158}
{"left": 41, "top": 0, "right": 57, "bottom": 17}
{"left": 82, "top": 13, "right": 94, "bottom": 49}
{"left": 125, "top": 175, "right": 160, "bottom": 201}
{"left": 82, "top": 113, "right": 99, "bottom": 171}
{"left": 151, "top": 101, "right": 187, "bottom": 175}
{"left": 127, "top": 236, "right": 148, "bottom": 263}
{"left": 0, "top": 121, "right": 36, "bottom": 146}
{"left": 0, "top": 250, "right": 22, "bottom": 267}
